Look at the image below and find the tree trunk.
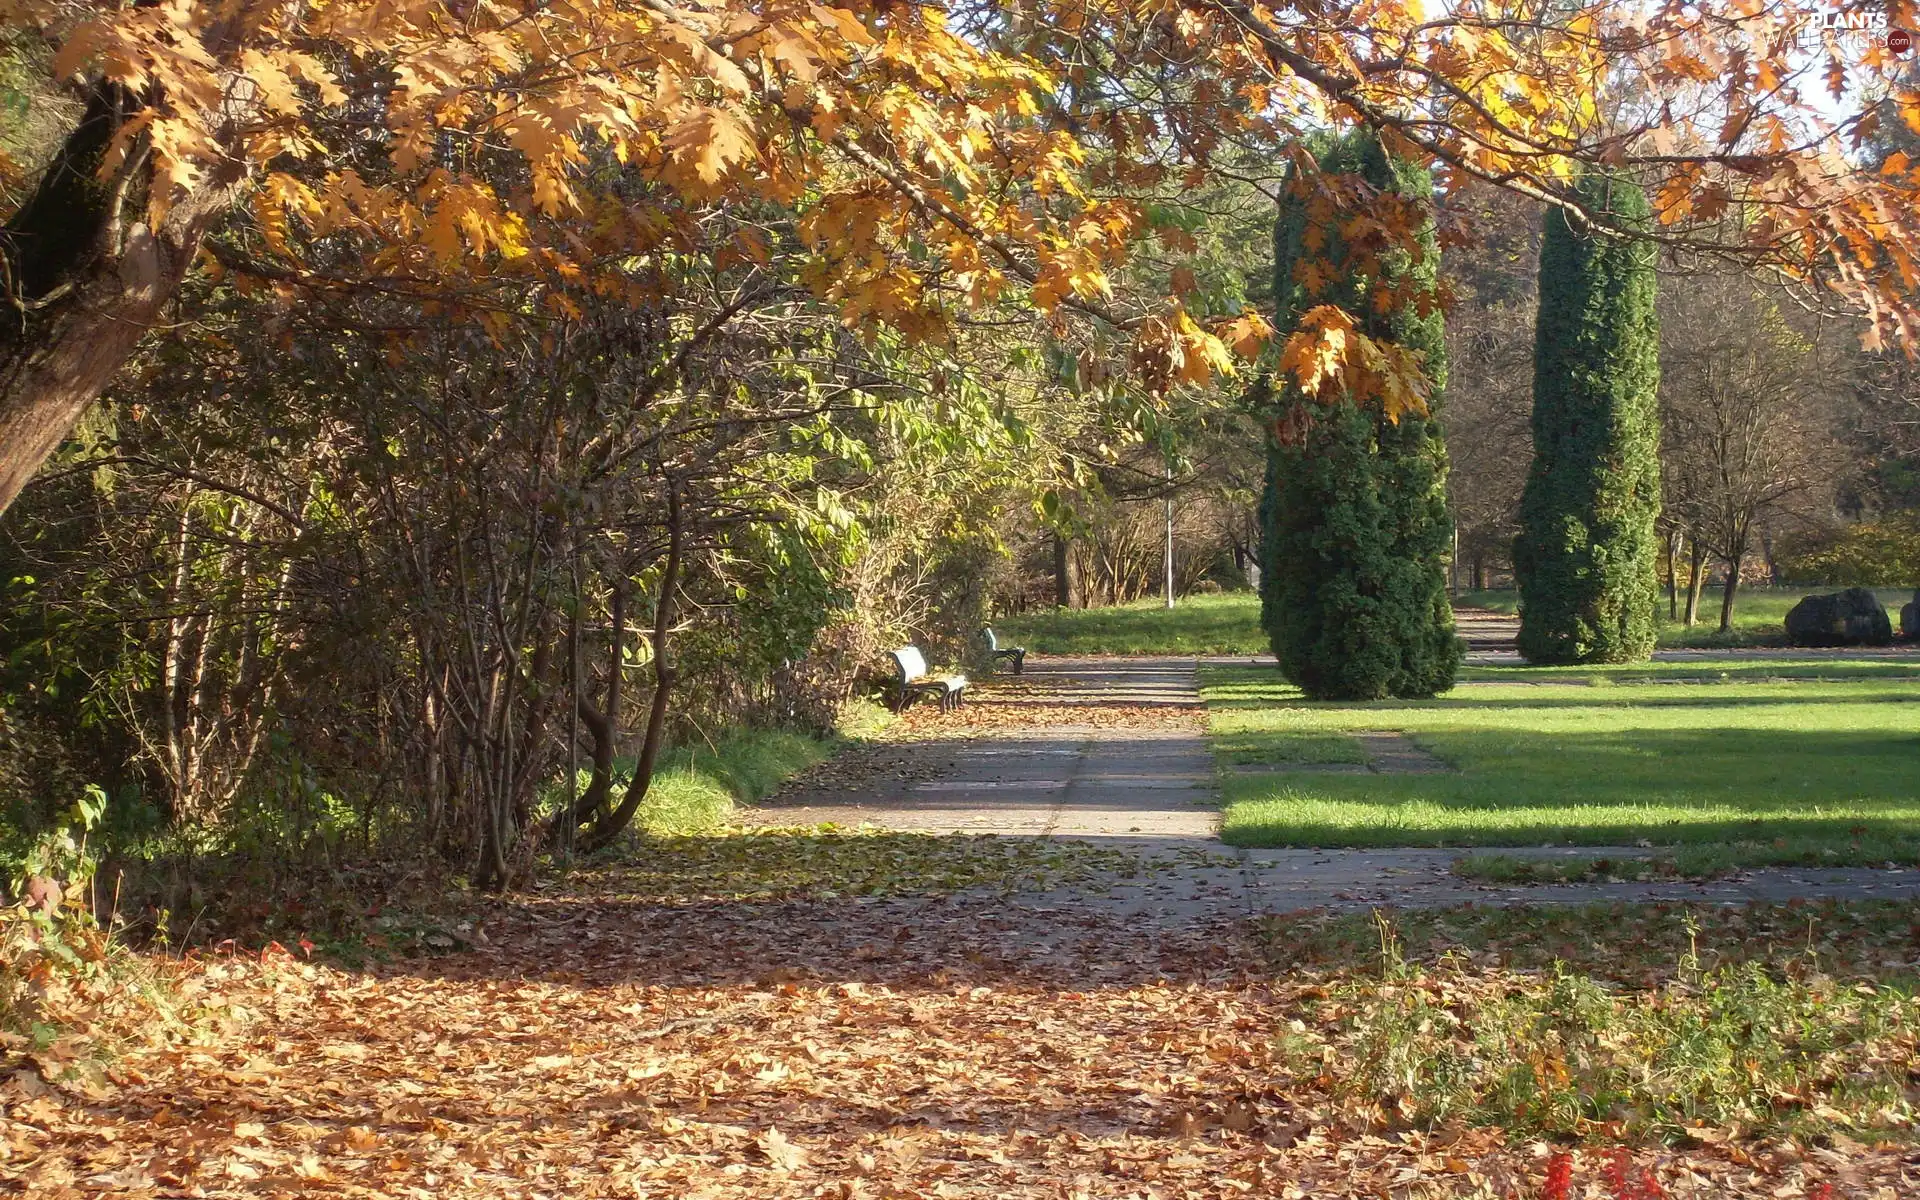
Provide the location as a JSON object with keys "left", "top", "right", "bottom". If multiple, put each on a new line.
{"left": 1471, "top": 553, "right": 1485, "bottom": 592}
{"left": 565, "top": 576, "right": 624, "bottom": 837}
{"left": 581, "top": 483, "right": 683, "bottom": 855}
{"left": 422, "top": 672, "right": 445, "bottom": 840}
{"left": 1665, "top": 530, "right": 1680, "bottom": 620}
{"left": 1684, "top": 538, "right": 1707, "bottom": 626}
{"left": 509, "top": 636, "right": 556, "bottom": 829}
{"left": 1052, "top": 531, "right": 1072, "bottom": 609}
{"left": 0, "top": 86, "right": 246, "bottom": 518}
{"left": 1719, "top": 552, "right": 1742, "bottom": 632}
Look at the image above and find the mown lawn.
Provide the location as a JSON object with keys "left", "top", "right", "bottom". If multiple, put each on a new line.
{"left": 1461, "top": 585, "right": 1914, "bottom": 649}
{"left": 1000, "top": 587, "right": 1917, "bottom": 656}
{"left": 1204, "top": 665, "right": 1920, "bottom": 868}
{"left": 1461, "top": 657, "right": 1920, "bottom": 683}
{"left": 996, "top": 592, "right": 1268, "bottom": 654}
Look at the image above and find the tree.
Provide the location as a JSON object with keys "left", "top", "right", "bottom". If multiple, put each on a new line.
{"left": 0, "top": 1, "right": 1217, "bottom": 518}
{"left": 4, "top": 1, "right": 1920, "bottom": 518}
{"left": 1660, "top": 274, "right": 1848, "bottom": 631}
{"left": 1260, "top": 130, "right": 1460, "bottom": 701}
{"left": 0, "top": 209, "right": 1053, "bottom": 886}
{"left": 1513, "top": 171, "right": 1662, "bottom": 664}
{"left": 1441, "top": 180, "right": 1542, "bottom": 591}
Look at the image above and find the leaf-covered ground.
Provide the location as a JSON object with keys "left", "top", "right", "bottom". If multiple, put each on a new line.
{"left": 896, "top": 689, "right": 1206, "bottom": 735}
{"left": 9, "top": 663, "right": 1920, "bottom": 1197}
{"left": 575, "top": 828, "right": 1161, "bottom": 902}
{"left": 9, "top": 894, "right": 1919, "bottom": 1198}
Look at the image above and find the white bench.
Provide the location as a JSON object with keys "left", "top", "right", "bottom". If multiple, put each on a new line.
{"left": 888, "top": 646, "right": 967, "bottom": 713}
{"left": 982, "top": 626, "right": 1025, "bottom": 674}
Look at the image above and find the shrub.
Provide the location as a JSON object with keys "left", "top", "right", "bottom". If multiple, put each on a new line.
{"left": 1776, "top": 517, "right": 1920, "bottom": 588}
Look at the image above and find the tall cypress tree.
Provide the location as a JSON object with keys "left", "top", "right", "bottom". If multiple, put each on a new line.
{"left": 1258, "top": 131, "right": 1460, "bottom": 701}
{"left": 1513, "top": 172, "right": 1661, "bottom": 664}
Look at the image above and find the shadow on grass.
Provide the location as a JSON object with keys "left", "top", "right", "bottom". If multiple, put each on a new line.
{"left": 1220, "top": 725, "right": 1920, "bottom": 856}
{"left": 959, "top": 693, "right": 1204, "bottom": 706}
{"left": 1256, "top": 900, "right": 1920, "bottom": 984}
{"left": 1221, "top": 812, "right": 1920, "bottom": 855}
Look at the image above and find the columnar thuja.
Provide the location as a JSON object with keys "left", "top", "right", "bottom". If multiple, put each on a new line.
{"left": 1259, "top": 130, "right": 1460, "bottom": 702}
{"left": 1514, "top": 171, "right": 1662, "bottom": 665}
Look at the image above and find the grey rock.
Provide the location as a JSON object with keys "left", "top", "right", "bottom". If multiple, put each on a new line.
{"left": 1902, "top": 590, "right": 1920, "bottom": 640}
{"left": 1784, "top": 587, "right": 1893, "bottom": 647}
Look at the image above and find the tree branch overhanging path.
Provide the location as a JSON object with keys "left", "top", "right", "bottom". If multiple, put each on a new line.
{"left": 4, "top": 0, "right": 1920, "bottom": 515}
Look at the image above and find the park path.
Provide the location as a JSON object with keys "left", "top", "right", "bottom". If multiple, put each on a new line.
{"left": 753, "top": 657, "right": 1218, "bottom": 839}
{"left": 1454, "top": 606, "right": 1521, "bottom": 654}
{"left": 752, "top": 652, "right": 1920, "bottom": 921}
{"left": 19, "top": 657, "right": 1918, "bottom": 1200}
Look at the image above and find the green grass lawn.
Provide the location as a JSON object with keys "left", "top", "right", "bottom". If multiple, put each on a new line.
{"left": 1001, "top": 586, "right": 1918, "bottom": 656}
{"left": 1204, "top": 665, "right": 1920, "bottom": 868}
{"left": 1461, "top": 585, "right": 1914, "bottom": 649}
{"left": 1461, "top": 658, "right": 1920, "bottom": 683}
{"left": 997, "top": 592, "right": 1269, "bottom": 655}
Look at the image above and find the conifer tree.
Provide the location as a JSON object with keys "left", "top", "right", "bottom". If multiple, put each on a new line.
{"left": 1258, "top": 132, "right": 1460, "bottom": 700}
{"left": 1514, "top": 172, "right": 1662, "bottom": 664}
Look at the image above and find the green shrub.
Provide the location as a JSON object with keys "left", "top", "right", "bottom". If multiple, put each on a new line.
{"left": 1513, "top": 171, "right": 1662, "bottom": 664}
{"left": 1777, "top": 517, "right": 1920, "bottom": 588}
{"left": 1258, "top": 130, "right": 1460, "bottom": 700}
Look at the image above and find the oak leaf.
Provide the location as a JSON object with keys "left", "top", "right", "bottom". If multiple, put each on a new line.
{"left": 758, "top": 1126, "right": 807, "bottom": 1171}
{"left": 666, "top": 107, "right": 757, "bottom": 187}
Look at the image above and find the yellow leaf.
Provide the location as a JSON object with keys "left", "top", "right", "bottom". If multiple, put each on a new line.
{"left": 279, "top": 50, "right": 347, "bottom": 107}
{"left": 812, "top": 6, "right": 876, "bottom": 47}
{"left": 239, "top": 48, "right": 301, "bottom": 117}
{"left": 768, "top": 28, "right": 821, "bottom": 82}
{"left": 666, "top": 107, "right": 757, "bottom": 186}
{"left": 758, "top": 1126, "right": 807, "bottom": 1172}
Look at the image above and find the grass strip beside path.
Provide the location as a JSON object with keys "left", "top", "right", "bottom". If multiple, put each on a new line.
{"left": 1461, "top": 658, "right": 1920, "bottom": 683}
{"left": 1203, "top": 665, "right": 1920, "bottom": 869}
{"left": 997, "top": 593, "right": 1269, "bottom": 655}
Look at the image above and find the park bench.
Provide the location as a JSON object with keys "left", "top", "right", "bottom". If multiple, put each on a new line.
{"left": 888, "top": 646, "right": 967, "bottom": 713}
{"left": 982, "top": 626, "right": 1026, "bottom": 674}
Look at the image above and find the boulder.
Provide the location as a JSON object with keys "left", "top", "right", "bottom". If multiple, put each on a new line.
{"left": 1902, "top": 590, "right": 1920, "bottom": 640}
{"left": 1784, "top": 587, "right": 1893, "bottom": 647}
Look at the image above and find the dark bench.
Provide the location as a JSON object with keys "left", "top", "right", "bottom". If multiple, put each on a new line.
{"left": 888, "top": 646, "right": 967, "bottom": 712}
{"left": 982, "top": 626, "right": 1025, "bottom": 674}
